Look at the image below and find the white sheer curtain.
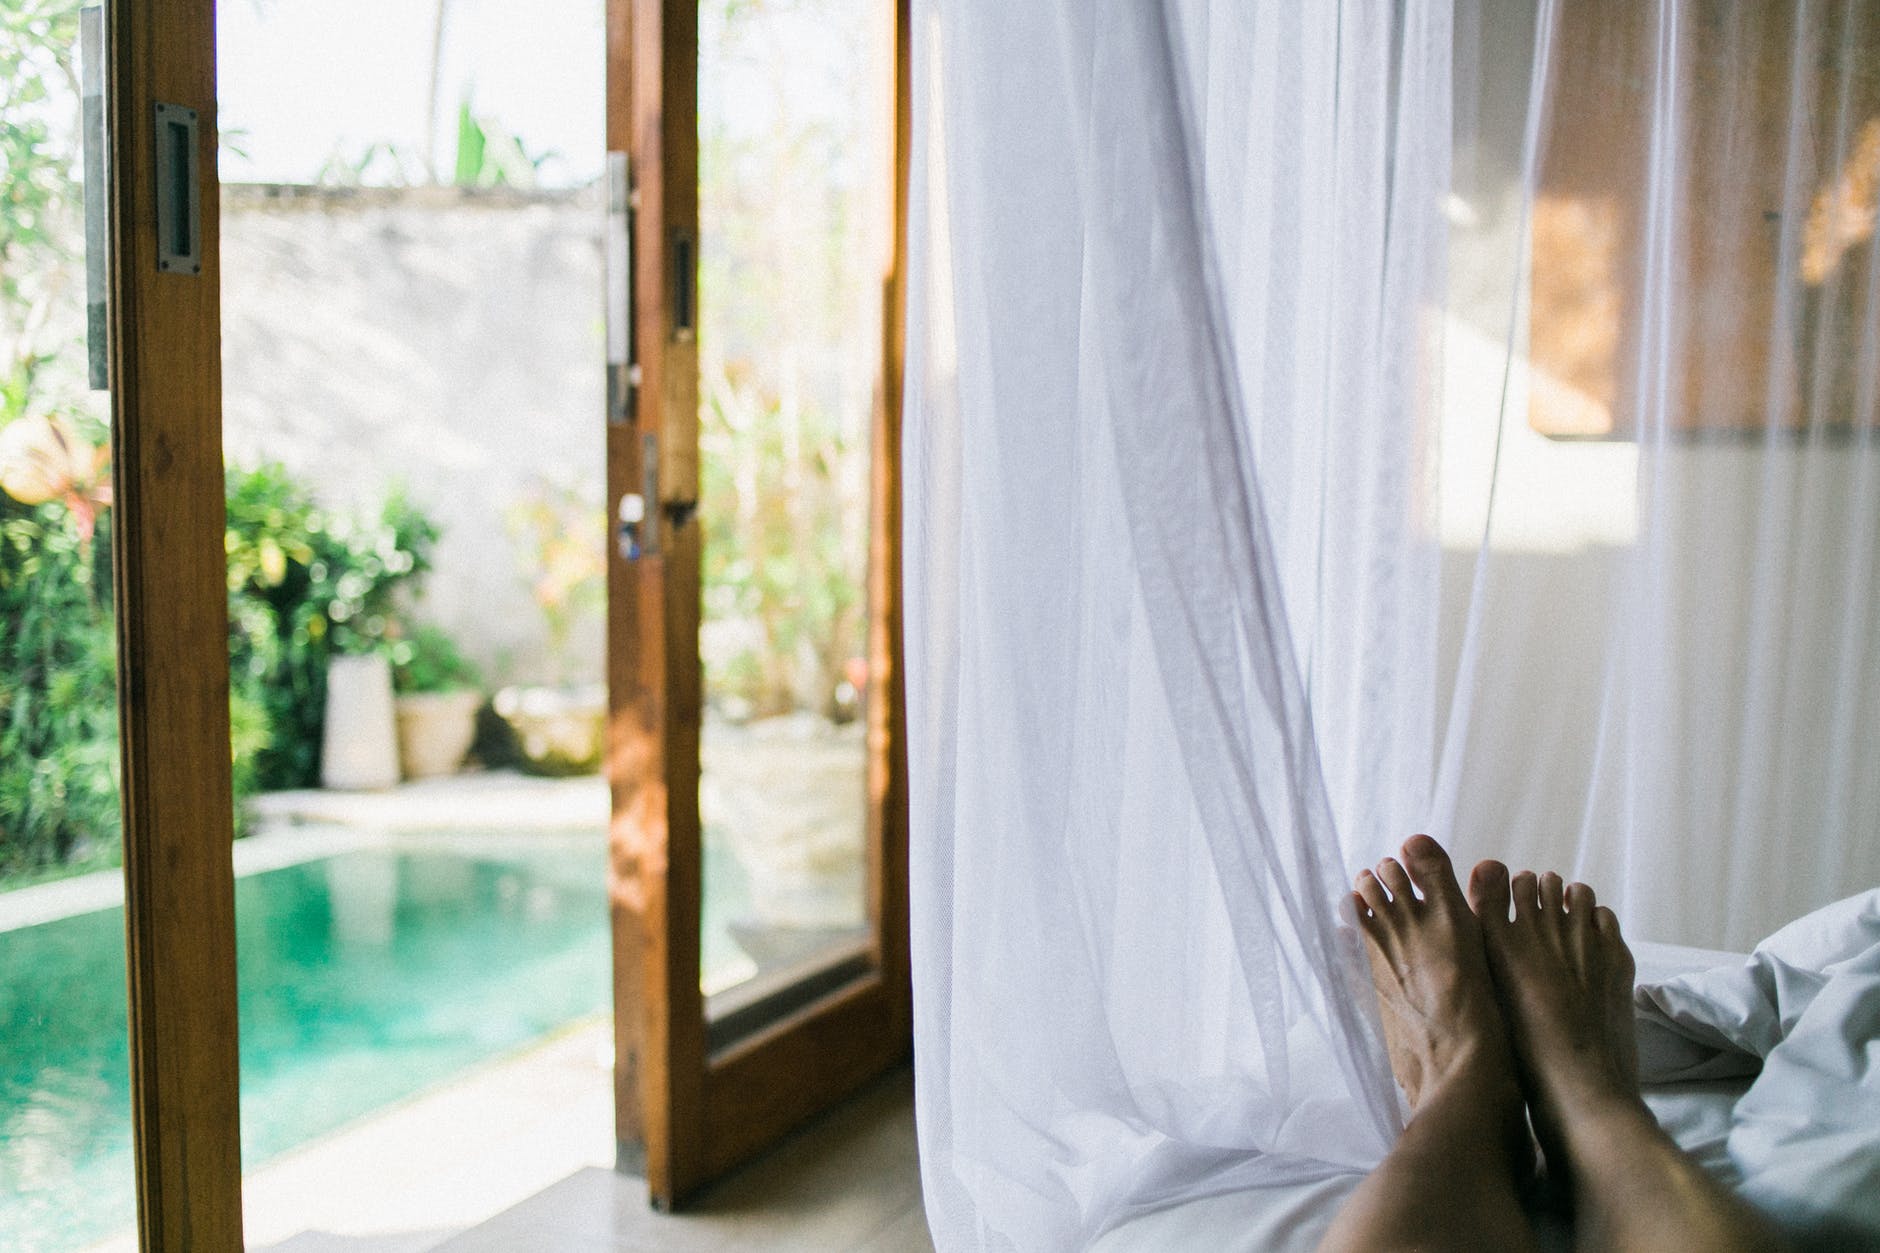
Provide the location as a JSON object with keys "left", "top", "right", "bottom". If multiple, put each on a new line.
{"left": 903, "top": 2, "right": 1880, "bottom": 1247}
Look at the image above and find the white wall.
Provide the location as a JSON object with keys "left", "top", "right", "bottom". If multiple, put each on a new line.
{"left": 219, "top": 186, "right": 607, "bottom": 688}
{"left": 1433, "top": 344, "right": 1880, "bottom": 951}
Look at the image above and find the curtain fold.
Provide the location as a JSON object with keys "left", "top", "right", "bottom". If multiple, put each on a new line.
{"left": 905, "top": 1, "right": 1880, "bottom": 1246}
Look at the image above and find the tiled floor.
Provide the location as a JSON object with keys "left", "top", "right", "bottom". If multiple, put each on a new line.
{"left": 434, "top": 1068, "right": 932, "bottom": 1253}
{"left": 240, "top": 1022, "right": 618, "bottom": 1251}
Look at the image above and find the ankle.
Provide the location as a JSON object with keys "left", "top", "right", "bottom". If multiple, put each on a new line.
{"left": 1552, "top": 1092, "right": 1663, "bottom": 1177}
{"left": 1424, "top": 1039, "right": 1522, "bottom": 1105}
{"left": 1413, "top": 1047, "right": 1527, "bottom": 1144}
{"left": 1530, "top": 1049, "right": 1643, "bottom": 1119}
{"left": 1561, "top": 1084, "right": 1651, "bottom": 1128}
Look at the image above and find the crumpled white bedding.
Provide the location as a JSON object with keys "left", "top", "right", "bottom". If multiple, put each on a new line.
{"left": 1634, "top": 888, "right": 1880, "bottom": 1248}
{"left": 1095, "top": 890, "right": 1880, "bottom": 1252}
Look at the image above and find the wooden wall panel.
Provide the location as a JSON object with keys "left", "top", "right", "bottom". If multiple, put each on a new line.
{"left": 1531, "top": 0, "right": 1880, "bottom": 438}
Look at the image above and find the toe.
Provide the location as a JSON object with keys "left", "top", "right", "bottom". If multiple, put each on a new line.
{"left": 1375, "top": 857, "right": 1416, "bottom": 904}
{"left": 1467, "top": 860, "right": 1512, "bottom": 925}
{"left": 1594, "top": 906, "right": 1635, "bottom": 982}
{"left": 1356, "top": 868, "right": 1391, "bottom": 918}
{"left": 1400, "top": 835, "right": 1464, "bottom": 908}
{"left": 1511, "top": 870, "right": 1540, "bottom": 920}
{"left": 1352, "top": 891, "right": 1383, "bottom": 935}
{"left": 1565, "top": 881, "right": 1596, "bottom": 916}
{"left": 1539, "top": 871, "right": 1566, "bottom": 913}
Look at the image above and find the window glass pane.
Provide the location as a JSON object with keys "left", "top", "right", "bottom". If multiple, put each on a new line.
{"left": 216, "top": 2, "right": 614, "bottom": 1242}
{"left": 697, "top": 0, "right": 893, "bottom": 1009}
{"left": 0, "top": 3, "right": 137, "bottom": 1247}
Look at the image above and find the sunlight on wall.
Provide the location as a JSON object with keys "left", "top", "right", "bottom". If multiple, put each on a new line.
{"left": 1439, "top": 313, "right": 1640, "bottom": 554}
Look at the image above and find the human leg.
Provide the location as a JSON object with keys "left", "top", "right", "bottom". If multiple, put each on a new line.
{"left": 1467, "top": 861, "right": 1787, "bottom": 1253}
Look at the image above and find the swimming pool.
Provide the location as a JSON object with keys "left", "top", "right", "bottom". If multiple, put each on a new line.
{"left": 0, "top": 837, "right": 613, "bottom": 1250}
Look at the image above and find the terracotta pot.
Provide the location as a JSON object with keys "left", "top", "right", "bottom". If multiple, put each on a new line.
{"left": 394, "top": 689, "right": 483, "bottom": 779}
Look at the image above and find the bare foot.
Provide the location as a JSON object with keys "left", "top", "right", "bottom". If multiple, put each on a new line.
{"left": 1466, "top": 861, "right": 1641, "bottom": 1177}
{"left": 1353, "top": 836, "right": 1528, "bottom": 1158}
{"left": 1319, "top": 836, "right": 1541, "bottom": 1253}
{"left": 1466, "top": 866, "right": 1791, "bottom": 1252}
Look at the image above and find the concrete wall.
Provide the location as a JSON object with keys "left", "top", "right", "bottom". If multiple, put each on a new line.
{"left": 219, "top": 185, "right": 606, "bottom": 688}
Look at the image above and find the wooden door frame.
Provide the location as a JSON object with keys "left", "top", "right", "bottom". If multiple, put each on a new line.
{"left": 606, "top": 0, "right": 913, "bottom": 1208}
{"left": 107, "top": 0, "right": 246, "bottom": 1249}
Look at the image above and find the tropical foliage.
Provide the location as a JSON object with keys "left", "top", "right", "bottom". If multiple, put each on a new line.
{"left": 226, "top": 463, "right": 439, "bottom": 793}
{"left": 697, "top": 0, "right": 878, "bottom": 722}
{"left": 1, "top": 0, "right": 114, "bottom": 882}
{"left": 0, "top": 480, "right": 117, "bottom": 879}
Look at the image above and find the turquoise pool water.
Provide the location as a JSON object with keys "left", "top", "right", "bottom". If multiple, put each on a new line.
{"left": 0, "top": 838, "right": 612, "bottom": 1250}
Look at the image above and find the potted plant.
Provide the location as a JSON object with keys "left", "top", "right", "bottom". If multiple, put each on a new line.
{"left": 391, "top": 624, "right": 483, "bottom": 779}
{"left": 313, "top": 485, "right": 439, "bottom": 790}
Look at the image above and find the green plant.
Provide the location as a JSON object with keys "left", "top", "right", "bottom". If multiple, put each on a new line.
{"left": 0, "top": 2, "right": 126, "bottom": 882}
{"left": 323, "top": 485, "right": 439, "bottom": 656}
{"left": 698, "top": 369, "right": 865, "bottom": 719}
{"left": 392, "top": 623, "right": 482, "bottom": 694}
{"left": 2, "top": 0, "right": 83, "bottom": 317}
{"left": 695, "top": 0, "right": 877, "bottom": 722}
{"left": 313, "top": 140, "right": 427, "bottom": 188}
{"left": 452, "top": 94, "right": 558, "bottom": 189}
{"left": 225, "top": 463, "right": 440, "bottom": 790}
{"left": 0, "top": 487, "right": 118, "bottom": 879}
{"left": 227, "top": 681, "right": 270, "bottom": 831}
{"left": 225, "top": 462, "right": 327, "bottom": 791}
{"left": 3, "top": 0, "right": 92, "bottom": 425}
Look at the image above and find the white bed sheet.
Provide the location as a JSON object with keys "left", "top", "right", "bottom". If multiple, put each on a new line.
{"left": 1091, "top": 940, "right": 1758, "bottom": 1253}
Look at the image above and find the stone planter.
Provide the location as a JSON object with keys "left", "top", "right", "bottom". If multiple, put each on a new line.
{"left": 493, "top": 682, "right": 607, "bottom": 776}
{"left": 702, "top": 711, "right": 868, "bottom": 932}
{"left": 321, "top": 653, "right": 399, "bottom": 790}
{"left": 394, "top": 689, "right": 483, "bottom": 780}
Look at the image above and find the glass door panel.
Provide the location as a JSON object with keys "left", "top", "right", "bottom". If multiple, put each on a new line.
{"left": 216, "top": 2, "right": 615, "bottom": 1243}
{"left": 0, "top": 4, "right": 137, "bottom": 1246}
{"left": 697, "top": 0, "right": 895, "bottom": 1017}
{"left": 607, "top": 0, "right": 907, "bottom": 1204}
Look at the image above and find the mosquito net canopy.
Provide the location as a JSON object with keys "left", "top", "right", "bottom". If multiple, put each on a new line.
{"left": 902, "top": 1, "right": 1880, "bottom": 1246}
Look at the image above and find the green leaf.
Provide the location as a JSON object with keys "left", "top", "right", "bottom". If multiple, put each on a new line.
{"left": 452, "top": 97, "right": 486, "bottom": 187}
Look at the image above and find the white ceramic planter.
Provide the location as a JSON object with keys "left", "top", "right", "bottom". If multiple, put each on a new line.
{"left": 394, "top": 689, "right": 483, "bottom": 779}
{"left": 321, "top": 653, "right": 400, "bottom": 790}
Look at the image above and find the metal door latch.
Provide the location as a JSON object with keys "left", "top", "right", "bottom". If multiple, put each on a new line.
{"left": 618, "top": 434, "right": 697, "bottom": 561}
{"left": 618, "top": 492, "right": 647, "bottom": 561}
{"left": 620, "top": 434, "right": 660, "bottom": 560}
